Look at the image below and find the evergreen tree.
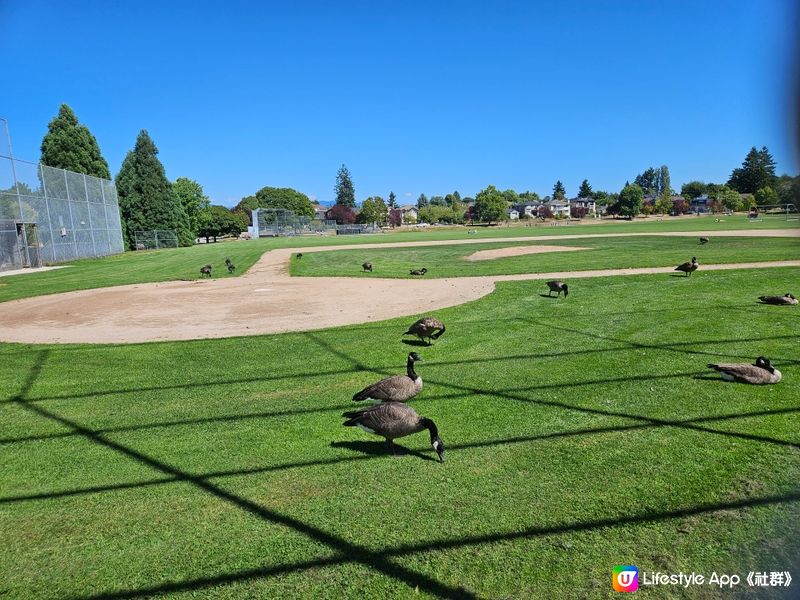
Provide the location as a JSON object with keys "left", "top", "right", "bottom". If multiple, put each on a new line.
{"left": 334, "top": 164, "right": 356, "bottom": 206}
{"left": 657, "top": 165, "right": 671, "bottom": 197}
{"left": 40, "top": 104, "right": 110, "bottom": 179}
{"left": 387, "top": 191, "right": 397, "bottom": 209}
{"left": 416, "top": 193, "right": 429, "bottom": 209}
{"left": 728, "top": 146, "right": 777, "bottom": 194}
{"left": 173, "top": 177, "right": 210, "bottom": 237}
{"left": 578, "top": 179, "right": 593, "bottom": 198}
{"left": 115, "top": 130, "right": 192, "bottom": 249}
{"left": 634, "top": 168, "right": 658, "bottom": 195}
{"left": 552, "top": 180, "right": 566, "bottom": 201}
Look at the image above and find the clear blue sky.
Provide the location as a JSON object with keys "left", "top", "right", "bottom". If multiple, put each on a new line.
{"left": 1, "top": 0, "right": 797, "bottom": 206}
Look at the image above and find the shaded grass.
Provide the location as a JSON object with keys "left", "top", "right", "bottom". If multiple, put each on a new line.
{"left": 1, "top": 267, "right": 799, "bottom": 598}
{"left": 291, "top": 235, "right": 800, "bottom": 278}
{"left": 0, "top": 214, "right": 796, "bottom": 304}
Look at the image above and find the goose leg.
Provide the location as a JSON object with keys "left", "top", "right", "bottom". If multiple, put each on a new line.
{"left": 386, "top": 439, "right": 396, "bottom": 455}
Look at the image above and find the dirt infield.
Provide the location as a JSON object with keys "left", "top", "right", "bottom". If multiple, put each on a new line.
{"left": 465, "top": 245, "right": 592, "bottom": 261}
{"left": 0, "top": 229, "right": 797, "bottom": 344}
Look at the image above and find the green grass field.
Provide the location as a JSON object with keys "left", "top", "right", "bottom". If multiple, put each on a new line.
{"left": 0, "top": 214, "right": 797, "bottom": 303}
{"left": 1, "top": 223, "right": 799, "bottom": 598}
{"left": 291, "top": 235, "right": 800, "bottom": 279}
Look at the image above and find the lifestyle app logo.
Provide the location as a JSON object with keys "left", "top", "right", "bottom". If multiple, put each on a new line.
{"left": 613, "top": 566, "right": 639, "bottom": 592}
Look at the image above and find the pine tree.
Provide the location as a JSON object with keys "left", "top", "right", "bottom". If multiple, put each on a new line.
{"left": 388, "top": 191, "right": 397, "bottom": 209}
{"left": 552, "top": 180, "right": 566, "bottom": 201}
{"left": 578, "top": 179, "right": 593, "bottom": 198}
{"left": 115, "top": 130, "right": 192, "bottom": 249}
{"left": 728, "top": 146, "right": 777, "bottom": 194}
{"left": 334, "top": 164, "right": 356, "bottom": 206}
{"left": 40, "top": 104, "right": 110, "bottom": 179}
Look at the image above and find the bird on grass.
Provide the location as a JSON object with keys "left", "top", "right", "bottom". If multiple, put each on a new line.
{"left": 410, "top": 268, "right": 428, "bottom": 276}
{"left": 546, "top": 281, "right": 569, "bottom": 297}
{"left": 200, "top": 264, "right": 212, "bottom": 278}
{"left": 699, "top": 237, "right": 709, "bottom": 245}
{"left": 404, "top": 316, "right": 446, "bottom": 345}
{"left": 675, "top": 257, "right": 698, "bottom": 276}
{"left": 343, "top": 402, "right": 445, "bottom": 462}
{"left": 362, "top": 261, "right": 373, "bottom": 272}
{"left": 296, "top": 252, "right": 303, "bottom": 259}
{"left": 707, "top": 357, "right": 782, "bottom": 384}
{"left": 224, "top": 258, "right": 236, "bottom": 274}
{"left": 352, "top": 352, "right": 424, "bottom": 403}
{"left": 758, "top": 293, "right": 798, "bottom": 305}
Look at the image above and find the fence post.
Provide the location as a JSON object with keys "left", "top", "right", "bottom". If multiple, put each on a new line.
{"left": 63, "top": 169, "right": 79, "bottom": 259}
{"left": 83, "top": 174, "right": 98, "bottom": 257}
{"left": 41, "top": 164, "right": 55, "bottom": 264}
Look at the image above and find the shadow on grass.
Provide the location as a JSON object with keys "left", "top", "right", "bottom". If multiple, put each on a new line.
{"left": 538, "top": 294, "right": 560, "bottom": 299}
{"left": 330, "top": 440, "right": 437, "bottom": 462}
{"left": 401, "top": 339, "right": 430, "bottom": 347}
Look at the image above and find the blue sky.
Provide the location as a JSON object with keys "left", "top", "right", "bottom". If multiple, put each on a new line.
{"left": 1, "top": 0, "right": 797, "bottom": 206}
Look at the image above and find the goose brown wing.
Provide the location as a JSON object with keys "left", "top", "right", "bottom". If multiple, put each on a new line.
{"left": 352, "top": 374, "right": 419, "bottom": 402}
{"left": 675, "top": 261, "right": 691, "bottom": 271}
{"left": 707, "top": 363, "right": 772, "bottom": 384}
{"left": 343, "top": 403, "right": 422, "bottom": 438}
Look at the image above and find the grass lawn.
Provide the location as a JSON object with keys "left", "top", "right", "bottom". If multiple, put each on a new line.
{"left": 291, "top": 235, "right": 800, "bottom": 279}
{"left": 0, "top": 214, "right": 797, "bottom": 303}
{"left": 1, "top": 265, "right": 799, "bottom": 598}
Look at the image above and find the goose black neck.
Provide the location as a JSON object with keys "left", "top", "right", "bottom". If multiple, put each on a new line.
{"left": 406, "top": 356, "right": 418, "bottom": 379}
{"left": 420, "top": 417, "right": 438, "bottom": 441}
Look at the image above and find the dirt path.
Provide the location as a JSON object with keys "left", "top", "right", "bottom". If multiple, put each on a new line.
{"left": 0, "top": 229, "right": 797, "bottom": 344}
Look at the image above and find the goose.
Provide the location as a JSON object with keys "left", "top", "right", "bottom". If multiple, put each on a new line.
{"left": 200, "top": 264, "right": 212, "bottom": 278}
{"left": 546, "top": 281, "right": 569, "bottom": 297}
{"left": 224, "top": 257, "right": 233, "bottom": 266}
{"left": 410, "top": 268, "right": 428, "bottom": 276}
{"left": 342, "top": 402, "right": 445, "bottom": 462}
{"left": 352, "top": 352, "right": 424, "bottom": 403}
{"left": 296, "top": 253, "right": 303, "bottom": 259}
{"left": 707, "top": 357, "right": 782, "bottom": 384}
{"left": 699, "top": 237, "right": 709, "bottom": 245}
{"left": 362, "top": 261, "right": 373, "bottom": 272}
{"left": 404, "top": 316, "right": 446, "bottom": 345}
{"left": 758, "top": 293, "right": 798, "bottom": 305}
{"left": 227, "top": 262, "right": 236, "bottom": 274}
{"left": 675, "top": 256, "right": 698, "bottom": 276}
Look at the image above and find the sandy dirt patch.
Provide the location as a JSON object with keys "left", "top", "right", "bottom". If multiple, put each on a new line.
{"left": 465, "top": 245, "right": 592, "bottom": 261}
{"left": 0, "top": 229, "right": 798, "bottom": 344}
{"left": 0, "top": 265, "right": 68, "bottom": 278}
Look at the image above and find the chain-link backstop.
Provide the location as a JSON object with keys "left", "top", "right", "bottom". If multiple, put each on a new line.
{"left": 134, "top": 230, "right": 179, "bottom": 250}
{"left": 0, "top": 119, "right": 124, "bottom": 271}
{"left": 252, "top": 208, "right": 337, "bottom": 237}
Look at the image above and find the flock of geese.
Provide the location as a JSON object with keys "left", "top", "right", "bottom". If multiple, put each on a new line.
{"left": 198, "top": 259, "right": 236, "bottom": 278}
{"left": 338, "top": 234, "right": 794, "bottom": 460}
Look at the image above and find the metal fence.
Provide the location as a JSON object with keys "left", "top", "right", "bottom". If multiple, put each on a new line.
{"left": 134, "top": 230, "right": 178, "bottom": 250}
{"left": 252, "top": 208, "right": 337, "bottom": 237}
{"left": 0, "top": 137, "right": 124, "bottom": 271}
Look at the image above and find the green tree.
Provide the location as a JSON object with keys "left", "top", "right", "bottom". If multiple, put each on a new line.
{"left": 578, "top": 179, "right": 593, "bottom": 198}
{"left": 474, "top": 185, "right": 508, "bottom": 224}
{"left": 197, "top": 205, "right": 247, "bottom": 243}
{"left": 254, "top": 187, "right": 314, "bottom": 218}
{"left": 358, "top": 197, "right": 388, "bottom": 225}
{"left": 519, "top": 190, "right": 540, "bottom": 201}
{"left": 720, "top": 187, "right": 745, "bottom": 211}
{"left": 387, "top": 191, "right": 397, "bottom": 209}
{"left": 634, "top": 168, "right": 658, "bottom": 195}
{"left": 40, "top": 104, "right": 110, "bottom": 179}
{"left": 334, "top": 164, "right": 356, "bottom": 206}
{"left": 173, "top": 177, "right": 210, "bottom": 237}
{"left": 502, "top": 189, "right": 519, "bottom": 204}
{"left": 658, "top": 165, "right": 671, "bottom": 197}
{"left": 552, "top": 180, "right": 566, "bottom": 201}
{"left": 429, "top": 195, "right": 446, "bottom": 206}
{"left": 618, "top": 183, "right": 644, "bottom": 218}
{"left": 728, "top": 146, "right": 777, "bottom": 194}
{"left": 754, "top": 186, "right": 779, "bottom": 206}
{"left": 115, "top": 130, "right": 192, "bottom": 249}
{"left": 416, "top": 193, "right": 429, "bottom": 209}
{"left": 681, "top": 181, "right": 707, "bottom": 200}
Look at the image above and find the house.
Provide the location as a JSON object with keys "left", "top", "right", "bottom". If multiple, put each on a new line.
{"left": 312, "top": 203, "right": 329, "bottom": 220}
{"left": 513, "top": 201, "right": 543, "bottom": 218}
{"left": 399, "top": 204, "right": 418, "bottom": 222}
{"left": 690, "top": 195, "right": 711, "bottom": 214}
{"left": 547, "top": 200, "right": 571, "bottom": 218}
{"left": 569, "top": 197, "right": 596, "bottom": 216}
{"left": 507, "top": 208, "right": 519, "bottom": 220}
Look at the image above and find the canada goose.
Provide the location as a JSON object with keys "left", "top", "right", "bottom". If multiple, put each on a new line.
{"left": 410, "top": 268, "right": 428, "bottom": 276}
{"left": 296, "top": 253, "right": 303, "bottom": 259}
{"left": 699, "top": 237, "right": 709, "bottom": 245}
{"left": 546, "top": 281, "right": 569, "bottom": 297}
{"left": 362, "top": 261, "right": 373, "bottom": 272}
{"left": 224, "top": 258, "right": 232, "bottom": 266}
{"left": 227, "top": 262, "right": 236, "bottom": 274}
{"left": 342, "top": 402, "right": 445, "bottom": 462}
{"left": 758, "top": 293, "right": 798, "bottom": 305}
{"left": 404, "top": 316, "right": 446, "bottom": 345}
{"left": 352, "top": 352, "right": 424, "bottom": 403}
{"left": 707, "top": 356, "right": 782, "bottom": 384}
{"left": 675, "top": 257, "right": 698, "bottom": 276}
{"left": 200, "top": 264, "right": 212, "bottom": 278}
